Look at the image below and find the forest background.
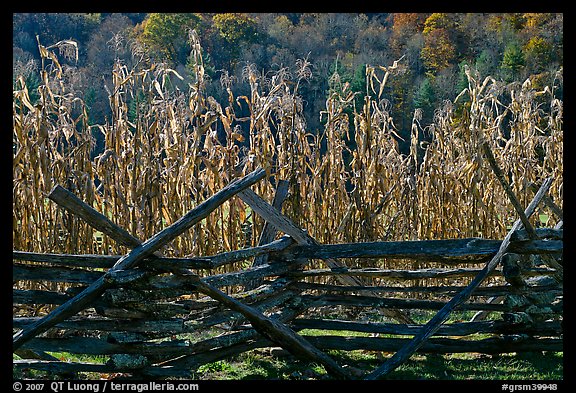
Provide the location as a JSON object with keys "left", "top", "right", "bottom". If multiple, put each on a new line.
{"left": 13, "top": 12, "right": 563, "bottom": 156}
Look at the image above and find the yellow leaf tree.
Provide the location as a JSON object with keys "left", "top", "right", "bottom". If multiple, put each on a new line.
{"left": 420, "top": 13, "right": 457, "bottom": 76}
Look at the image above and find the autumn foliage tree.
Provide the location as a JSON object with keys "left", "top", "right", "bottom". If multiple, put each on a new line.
{"left": 139, "top": 13, "right": 202, "bottom": 64}
{"left": 212, "top": 13, "right": 259, "bottom": 66}
{"left": 388, "top": 13, "right": 428, "bottom": 58}
{"left": 420, "top": 13, "right": 457, "bottom": 76}
{"left": 524, "top": 36, "right": 553, "bottom": 72}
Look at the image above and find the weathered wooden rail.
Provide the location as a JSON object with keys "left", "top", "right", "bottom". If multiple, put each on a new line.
{"left": 13, "top": 168, "right": 563, "bottom": 380}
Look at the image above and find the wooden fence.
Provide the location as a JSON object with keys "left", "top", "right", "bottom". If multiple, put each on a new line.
{"left": 13, "top": 167, "right": 563, "bottom": 380}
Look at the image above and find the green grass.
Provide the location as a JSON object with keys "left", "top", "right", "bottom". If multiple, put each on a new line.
{"left": 13, "top": 352, "right": 108, "bottom": 380}
{"left": 186, "top": 314, "right": 562, "bottom": 380}
{"left": 390, "top": 352, "right": 563, "bottom": 380}
{"left": 189, "top": 348, "right": 562, "bottom": 380}
{"left": 13, "top": 345, "right": 562, "bottom": 381}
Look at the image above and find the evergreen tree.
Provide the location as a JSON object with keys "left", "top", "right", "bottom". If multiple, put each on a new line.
{"left": 413, "top": 76, "right": 436, "bottom": 124}
{"left": 475, "top": 49, "right": 498, "bottom": 78}
{"left": 501, "top": 43, "right": 525, "bottom": 81}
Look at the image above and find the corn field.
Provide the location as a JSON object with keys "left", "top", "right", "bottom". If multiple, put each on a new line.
{"left": 13, "top": 34, "right": 563, "bottom": 292}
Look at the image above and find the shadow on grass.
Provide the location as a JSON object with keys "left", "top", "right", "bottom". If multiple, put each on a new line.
{"left": 229, "top": 350, "right": 563, "bottom": 380}
{"left": 380, "top": 352, "right": 563, "bottom": 380}
{"left": 15, "top": 349, "right": 562, "bottom": 381}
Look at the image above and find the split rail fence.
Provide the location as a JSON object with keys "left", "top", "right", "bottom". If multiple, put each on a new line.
{"left": 13, "top": 167, "right": 563, "bottom": 380}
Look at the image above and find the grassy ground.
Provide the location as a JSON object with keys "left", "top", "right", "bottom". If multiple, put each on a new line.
{"left": 14, "top": 347, "right": 562, "bottom": 381}
{"left": 188, "top": 347, "right": 563, "bottom": 380}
